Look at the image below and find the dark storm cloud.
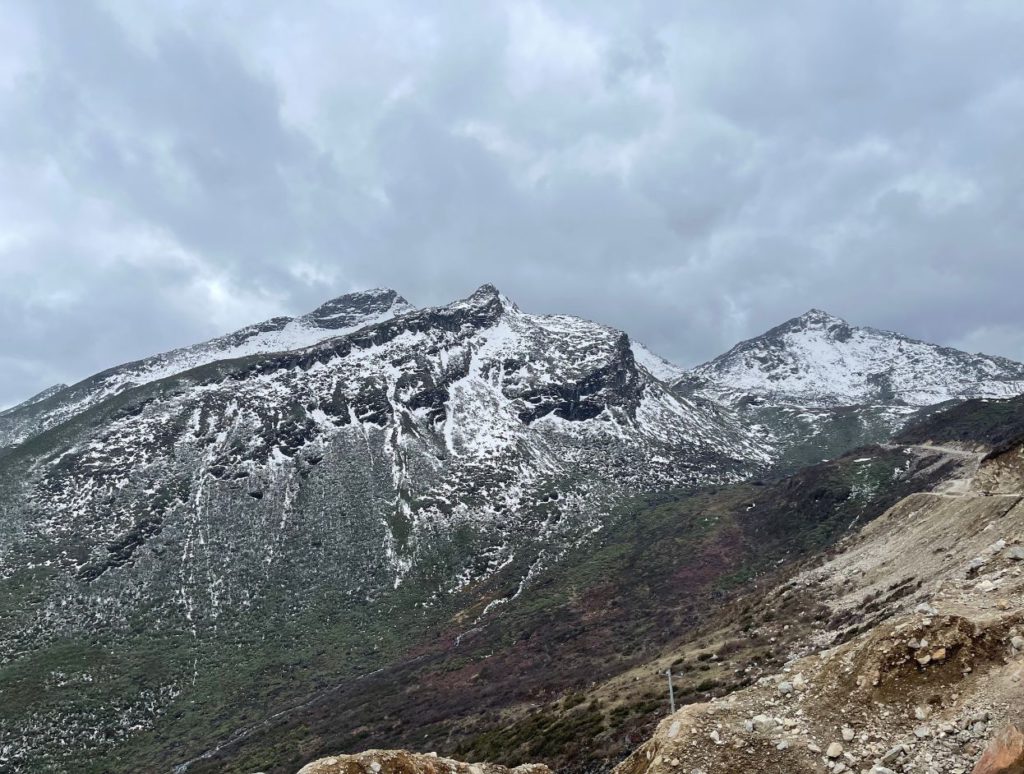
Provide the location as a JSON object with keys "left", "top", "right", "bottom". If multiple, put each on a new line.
{"left": 2, "top": 0, "right": 1023, "bottom": 407}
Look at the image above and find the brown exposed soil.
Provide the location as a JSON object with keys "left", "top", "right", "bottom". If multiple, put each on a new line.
{"left": 612, "top": 440, "right": 1024, "bottom": 774}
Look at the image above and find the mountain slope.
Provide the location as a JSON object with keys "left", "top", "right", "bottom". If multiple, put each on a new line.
{"left": 613, "top": 396, "right": 1024, "bottom": 774}
{"left": 628, "top": 343, "right": 687, "bottom": 383}
{"left": 0, "top": 285, "right": 767, "bottom": 773}
{"left": 181, "top": 401, "right": 986, "bottom": 773}
{"left": 5, "top": 293, "right": 1022, "bottom": 772}
{"left": 0, "top": 288, "right": 413, "bottom": 450}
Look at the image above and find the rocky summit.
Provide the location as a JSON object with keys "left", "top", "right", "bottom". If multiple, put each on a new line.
{"left": 2, "top": 290, "right": 1024, "bottom": 774}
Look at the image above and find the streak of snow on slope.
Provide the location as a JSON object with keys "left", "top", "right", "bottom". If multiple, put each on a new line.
{"left": 631, "top": 342, "right": 687, "bottom": 383}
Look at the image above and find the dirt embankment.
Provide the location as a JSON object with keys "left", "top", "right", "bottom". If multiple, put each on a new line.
{"left": 614, "top": 444, "right": 1024, "bottom": 774}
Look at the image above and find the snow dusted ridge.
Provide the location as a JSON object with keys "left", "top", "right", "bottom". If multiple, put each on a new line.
{"left": 0, "top": 283, "right": 767, "bottom": 704}
{"left": 132, "top": 287, "right": 414, "bottom": 377}
{"left": 118, "top": 287, "right": 415, "bottom": 383}
{"left": 0, "top": 382, "right": 67, "bottom": 414}
{"left": 0, "top": 288, "right": 413, "bottom": 448}
{"left": 683, "top": 308, "right": 1024, "bottom": 408}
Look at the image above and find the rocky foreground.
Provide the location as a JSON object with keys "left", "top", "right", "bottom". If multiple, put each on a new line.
{"left": 613, "top": 439, "right": 1024, "bottom": 774}
{"left": 296, "top": 750, "right": 551, "bottom": 774}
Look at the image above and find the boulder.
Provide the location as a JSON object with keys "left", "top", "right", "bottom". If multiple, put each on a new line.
{"left": 972, "top": 725, "right": 1024, "bottom": 774}
{"left": 297, "top": 750, "right": 552, "bottom": 774}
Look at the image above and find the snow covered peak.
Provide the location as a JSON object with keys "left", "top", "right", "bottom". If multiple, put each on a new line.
{"left": 791, "top": 308, "right": 847, "bottom": 327}
{"left": 686, "top": 311, "right": 1024, "bottom": 408}
{"left": 470, "top": 283, "right": 501, "bottom": 299}
{"left": 302, "top": 288, "right": 413, "bottom": 330}
{"left": 441, "top": 284, "right": 523, "bottom": 319}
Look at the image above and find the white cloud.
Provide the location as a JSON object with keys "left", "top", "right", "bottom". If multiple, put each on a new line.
{"left": 1, "top": 0, "right": 1024, "bottom": 409}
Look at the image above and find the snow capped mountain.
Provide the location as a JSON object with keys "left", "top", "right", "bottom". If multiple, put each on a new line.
{"left": 672, "top": 308, "right": 1024, "bottom": 472}
{"left": 8, "top": 285, "right": 766, "bottom": 588}
{"left": 0, "top": 288, "right": 412, "bottom": 449}
{"left": 683, "top": 308, "right": 1024, "bottom": 408}
{"left": 0, "top": 285, "right": 771, "bottom": 768}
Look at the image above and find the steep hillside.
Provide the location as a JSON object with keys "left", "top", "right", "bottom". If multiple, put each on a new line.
{"left": 3, "top": 291, "right": 1022, "bottom": 773}
{"left": 0, "top": 285, "right": 767, "bottom": 773}
{"left": 138, "top": 427, "right": 961, "bottom": 773}
{"left": 896, "top": 395, "right": 1024, "bottom": 454}
{"left": 260, "top": 399, "right": 1022, "bottom": 774}
{"left": 614, "top": 396, "right": 1024, "bottom": 774}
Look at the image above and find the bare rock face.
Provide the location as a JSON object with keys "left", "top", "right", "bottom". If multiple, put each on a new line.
{"left": 973, "top": 725, "right": 1024, "bottom": 774}
{"left": 296, "top": 749, "right": 552, "bottom": 774}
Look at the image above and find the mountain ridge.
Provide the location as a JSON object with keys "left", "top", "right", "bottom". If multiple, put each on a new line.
{"left": 0, "top": 288, "right": 414, "bottom": 450}
{"left": 682, "top": 307, "right": 1024, "bottom": 408}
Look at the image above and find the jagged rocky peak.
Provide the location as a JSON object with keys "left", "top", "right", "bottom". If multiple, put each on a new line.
{"left": 447, "top": 283, "right": 518, "bottom": 313}
{"left": 332, "top": 283, "right": 685, "bottom": 389}
{"left": 685, "top": 308, "right": 1024, "bottom": 408}
{"left": 785, "top": 307, "right": 849, "bottom": 330}
{"left": 302, "top": 288, "right": 414, "bottom": 330}
{"left": 468, "top": 282, "right": 501, "bottom": 301}
{"left": 756, "top": 308, "right": 856, "bottom": 344}
{"left": 795, "top": 307, "right": 844, "bottom": 324}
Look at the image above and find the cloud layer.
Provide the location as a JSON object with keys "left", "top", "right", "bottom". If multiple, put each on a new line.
{"left": 3, "top": 0, "right": 1023, "bottom": 407}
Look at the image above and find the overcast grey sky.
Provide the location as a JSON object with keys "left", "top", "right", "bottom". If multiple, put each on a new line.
{"left": 2, "top": 1, "right": 1023, "bottom": 409}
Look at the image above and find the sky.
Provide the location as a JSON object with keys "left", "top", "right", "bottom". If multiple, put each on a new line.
{"left": 2, "top": 0, "right": 1024, "bottom": 409}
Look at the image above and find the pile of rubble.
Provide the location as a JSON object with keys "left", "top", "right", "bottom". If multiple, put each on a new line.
{"left": 296, "top": 750, "right": 551, "bottom": 774}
